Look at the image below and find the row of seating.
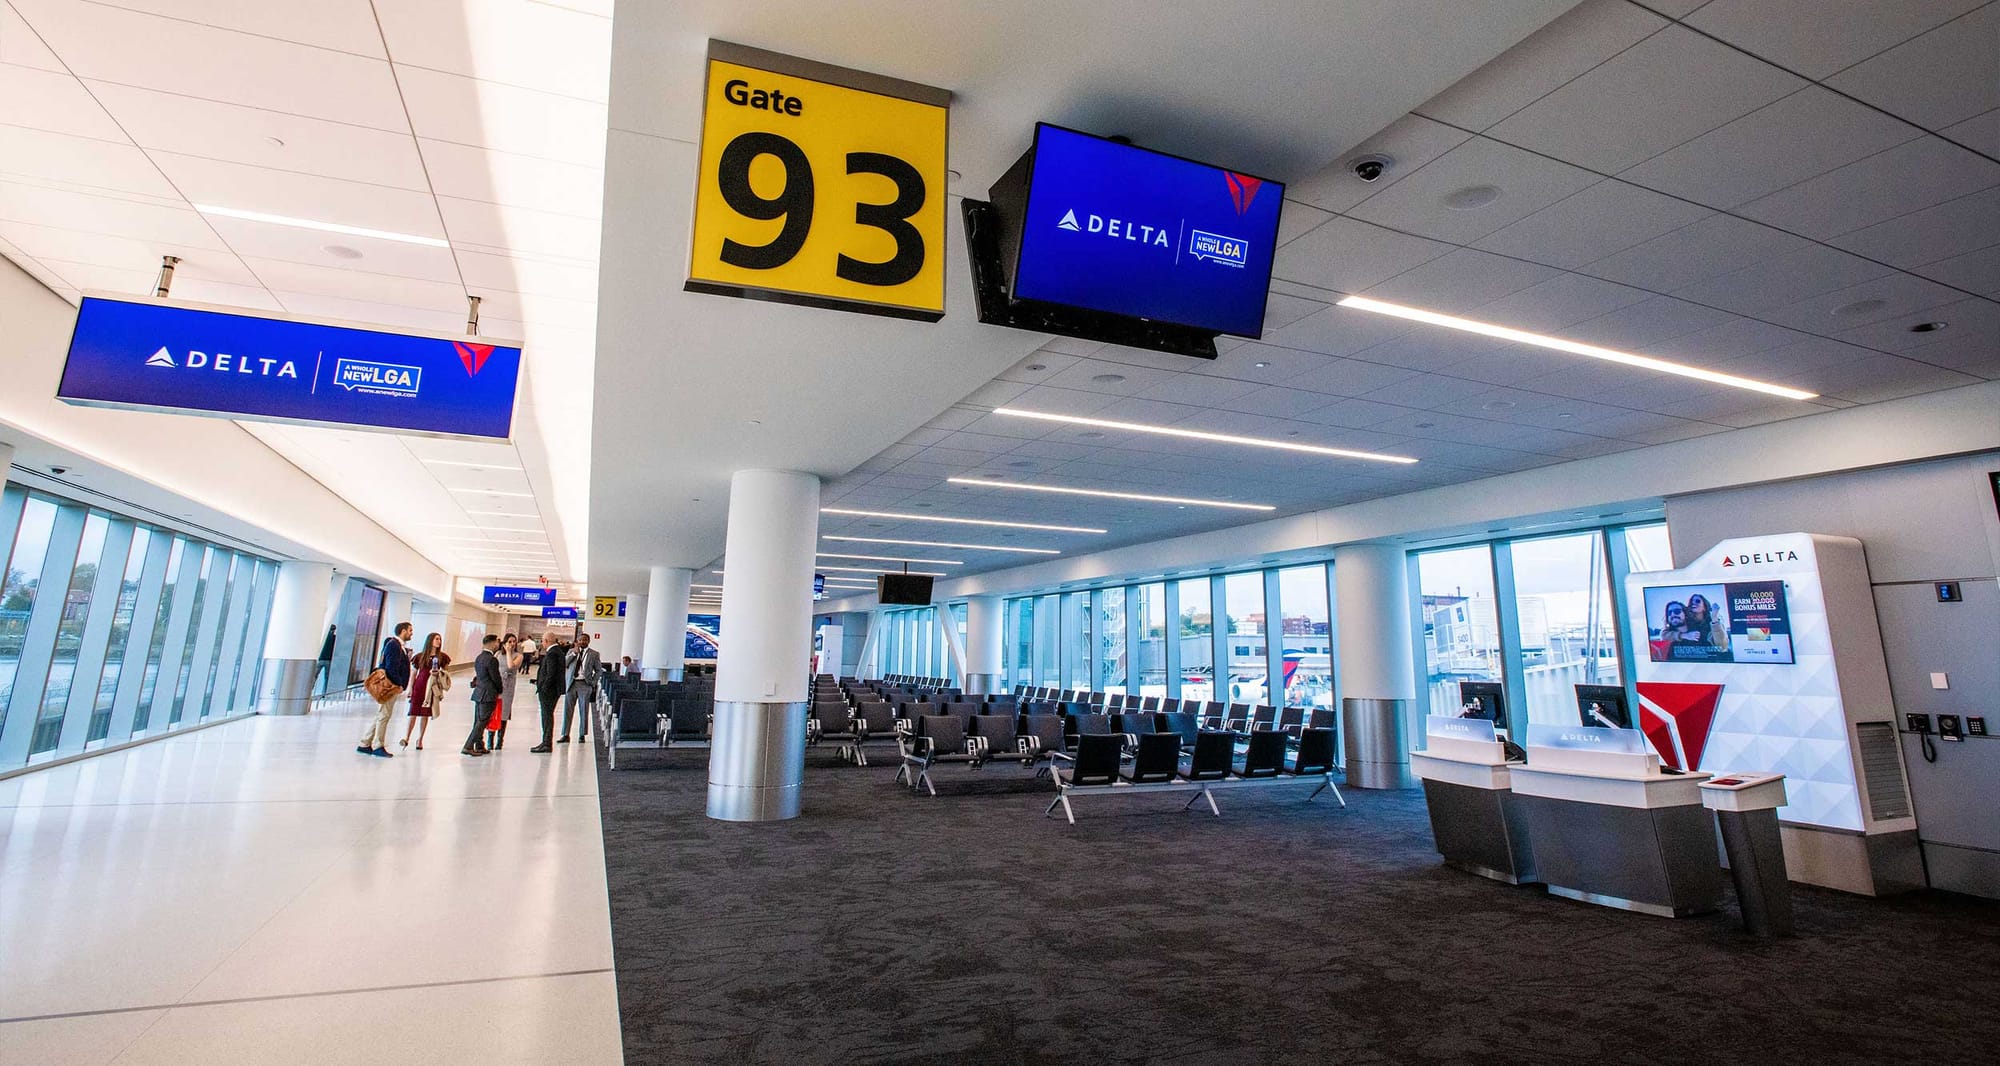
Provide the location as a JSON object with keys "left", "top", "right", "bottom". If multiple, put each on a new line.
{"left": 603, "top": 677, "right": 717, "bottom": 768}
{"left": 1045, "top": 728, "right": 1342, "bottom": 823}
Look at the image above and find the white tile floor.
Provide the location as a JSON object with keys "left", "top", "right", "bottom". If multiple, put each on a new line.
{"left": 0, "top": 706, "right": 624, "bottom": 1065}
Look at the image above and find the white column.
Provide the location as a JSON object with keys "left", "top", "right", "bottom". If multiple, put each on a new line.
{"left": 709, "top": 470, "right": 819, "bottom": 822}
{"left": 1334, "top": 542, "right": 1415, "bottom": 788}
{"left": 383, "top": 591, "right": 412, "bottom": 636}
{"left": 260, "top": 560, "right": 336, "bottom": 715}
{"left": 643, "top": 565, "right": 693, "bottom": 680}
{"left": 964, "top": 595, "right": 1004, "bottom": 695}
{"left": 619, "top": 593, "right": 646, "bottom": 671}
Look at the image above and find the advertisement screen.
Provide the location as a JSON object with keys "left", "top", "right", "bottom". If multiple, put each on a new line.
{"left": 58, "top": 295, "right": 522, "bottom": 440}
{"left": 686, "top": 613, "right": 721, "bottom": 661}
{"left": 1013, "top": 124, "right": 1284, "bottom": 337}
{"left": 1642, "top": 580, "right": 1794, "bottom": 665}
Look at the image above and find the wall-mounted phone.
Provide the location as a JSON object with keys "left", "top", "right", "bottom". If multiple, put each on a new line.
{"left": 1937, "top": 714, "right": 1964, "bottom": 742}
{"left": 1906, "top": 713, "right": 1933, "bottom": 734}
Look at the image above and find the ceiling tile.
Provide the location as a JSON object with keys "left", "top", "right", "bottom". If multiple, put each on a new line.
{"left": 148, "top": 151, "right": 446, "bottom": 238}
{"left": 1565, "top": 295, "right": 1737, "bottom": 350}
{"left": 0, "top": 124, "right": 176, "bottom": 198}
{"left": 437, "top": 196, "right": 599, "bottom": 261}
{"left": 1281, "top": 356, "right": 1421, "bottom": 398}
{"left": 1737, "top": 136, "right": 2000, "bottom": 240}
{"left": 1580, "top": 212, "right": 1809, "bottom": 290}
{"left": 1347, "top": 136, "right": 1599, "bottom": 245}
{"left": 9, "top": 0, "right": 406, "bottom": 129}
{"left": 1805, "top": 352, "right": 1983, "bottom": 401}
{"left": 1270, "top": 216, "right": 1451, "bottom": 294}
{"left": 1488, "top": 25, "right": 1804, "bottom": 173}
{"left": 1207, "top": 384, "right": 1343, "bottom": 419}
{"left": 271, "top": 289, "right": 464, "bottom": 333}
{"left": 1038, "top": 358, "right": 1180, "bottom": 397}
{"left": 396, "top": 64, "right": 607, "bottom": 166}
{"left": 1472, "top": 271, "right": 1654, "bottom": 330}
{"left": 1831, "top": 186, "right": 2000, "bottom": 270}
{"left": 1264, "top": 303, "right": 1418, "bottom": 357}
{"left": 1914, "top": 244, "right": 2000, "bottom": 297}
{"left": 1416, "top": 0, "right": 1669, "bottom": 132}
{"left": 1291, "top": 396, "right": 1422, "bottom": 429}
{"left": 1834, "top": 296, "right": 2000, "bottom": 359}
{"left": 1262, "top": 291, "right": 1327, "bottom": 330}
{"left": 76, "top": 0, "right": 389, "bottom": 57}
{"left": 240, "top": 254, "right": 463, "bottom": 311}
{"left": 201, "top": 214, "right": 459, "bottom": 280}
{"left": 1826, "top": 3, "right": 2000, "bottom": 130}
{"left": 1, "top": 2, "right": 63, "bottom": 69}
{"left": 1287, "top": 114, "right": 1471, "bottom": 213}
{"left": 1942, "top": 108, "right": 2000, "bottom": 157}
{"left": 376, "top": 0, "right": 612, "bottom": 102}
{"left": 1669, "top": 242, "right": 1894, "bottom": 315}
{"left": 1760, "top": 270, "right": 1968, "bottom": 332}
{"left": 1472, "top": 178, "right": 1713, "bottom": 269}
{"left": 1619, "top": 86, "right": 1924, "bottom": 210}
{"left": 1346, "top": 329, "right": 1508, "bottom": 374}
{"left": 86, "top": 80, "right": 428, "bottom": 192}
{"left": 1190, "top": 341, "right": 1326, "bottom": 385}
{"left": 1686, "top": 0, "right": 1985, "bottom": 81}
{"left": 1274, "top": 200, "right": 1331, "bottom": 246}
{"left": 1359, "top": 370, "right": 1500, "bottom": 409}
{"left": 0, "top": 63, "right": 126, "bottom": 140}
{"left": 1364, "top": 247, "right": 1562, "bottom": 312}
{"left": 0, "top": 179, "right": 222, "bottom": 246}
{"left": 1133, "top": 372, "right": 1265, "bottom": 407}
{"left": 0, "top": 219, "right": 255, "bottom": 284}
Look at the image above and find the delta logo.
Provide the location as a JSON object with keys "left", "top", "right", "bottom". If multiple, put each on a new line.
{"left": 1054, "top": 208, "right": 1173, "bottom": 248}
{"left": 453, "top": 341, "right": 496, "bottom": 376}
{"left": 143, "top": 346, "right": 299, "bottom": 379}
{"left": 1720, "top": 548, "right": 1800, "bottom": 568}
{"left": 1224, "top": 172, "right": 1263, "bottom": 215}
{"left": 1636, "top": 682, "right": 1724, "bottom": 771}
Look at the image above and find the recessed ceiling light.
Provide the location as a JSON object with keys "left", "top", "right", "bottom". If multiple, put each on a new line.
{"left": 1007, "top": 460, "right": 1036, "bottom": 468}
{"left": 1025, "top": 363, "right": 1047, "bottom": 371}
{"left": 1831, "top": 298, "right": 1886, "bottom": 318}
{"left": 1337, "top": 296, "right": 1816, "bottom": 400}
{"left": 817, "top": 552, "right": 964, "bottom": 565}
{"left": 1442, "top": 184, "right": 1501, "bottom": 210}
{"left": 1091, "top": 373, "right": 1126, "bottom": 383}
{"left": 1909, "top": 321, "right": 1948, "bottom": 333}
{"left": 947, "top": 476, "right": 1274, "bottom": 511}
{"left": 1413, "top": 421, "right": 1436, "bottom": 429}
{"left": 193, "top": 203, "right": 449, "bottom": 248}
{"left": 947, "top": 168, "right": 963, "bottom": 183}
{"left": 1077, "top": 430, "right": 1105, "bottom": 439}
{"left": 747, "top": 419, "right": 762, "bottom": 426}
{"left": 991, "top": 407, "right": 1417, "bottom": 463}
{"left": 1481, "top": 400, "right": 1517, "bottom": 411}
{"left": 447, "top": 488, "right": 534, "bottom": 497}
{"left": 264, "top": 136, "right": 286, "bottom": 149}
{"left": 323, "top": 244, "right": 363, "bottom": 260}
{"left": 1555, "top": 412, "right": 1575, "bottom": 420}
{"left": 981, "top": 472, "right": 1006, "bottom": 479}
{"left": 824, "top": 534, "right": 1060, "bottom": 555}
{"left": 820, "top": 508, "right": 1106, "bottom": 534}
{"left": 1252, "top": 361, "right": 1270, "bottom": 368}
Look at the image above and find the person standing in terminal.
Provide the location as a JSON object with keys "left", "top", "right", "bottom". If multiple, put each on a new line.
{"left": 358, "top": 622, "right": 411, "bottom": 757}
{"left": 401, "top": 632, "right": 450, "bottom": 749}
{"left": 463, "top": 634, "right": 503, "bottom": 757}
{"left": 559, "top": 633, "right": 601, "bottom": 743}
{"left": 314, "top": 624, "right": 336, "bottom": 693}
{"left": 487, "top": 633, "right": 522, "bottom": 751}
{"left": 530, "top": 636, "right": 569, "bottom": 753}
{"left": 619, "top": 655, "right": 635, "bottom": 677}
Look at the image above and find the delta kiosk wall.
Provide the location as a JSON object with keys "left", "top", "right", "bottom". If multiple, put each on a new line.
{"left": 1626, "top": 533, "right": 1921, "bottom": 895}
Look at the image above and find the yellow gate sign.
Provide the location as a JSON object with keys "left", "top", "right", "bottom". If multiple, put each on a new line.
{"left": 592, "top": 596, "right": 622, "bottom": 619}
{"left": 686, "top": 41, "right": 951, "bottom": 321}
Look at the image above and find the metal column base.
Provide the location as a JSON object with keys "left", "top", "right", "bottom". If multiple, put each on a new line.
{"left": 257, "top": 659, "right": 318, "bottom": 716}
{"left": 707, "top": 700, "right": 807, "bottom": 822}
{"left": 1342, "top": 697, "right": 1411, "bottom": 789}
{"left": 642, "top": 667, "right": 685, "bottom": 682}
{"left": 964, "top": 672, "right": 1000, "bottom": 696}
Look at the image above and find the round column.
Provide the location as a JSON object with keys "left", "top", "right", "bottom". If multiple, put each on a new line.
{"left": 1334, "top": 542, "right": 1415, "bottom": 788}
{"left": 643, "top": 565, "right": 692, "bottom": 680}
{"left": 709, "top": 470, "right": 819, "bottom": 822}
{"left": 260, "top": 560, "right": 337, "bottom": 715}
{"left": 620, "top": 593, "right": 647, "bottom": 672}
{"left": 963, "top": 594, "right": 1004, "bottom": 695}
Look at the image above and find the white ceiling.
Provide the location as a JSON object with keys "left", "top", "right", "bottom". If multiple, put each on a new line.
{"left": 797, "top": 0, "right": 2000, "bottom": 590}
{"left": 0, "top": 0, "right": 612, "bottom": 599}
{"left": 589, "top": 0, "right": 1587, "bottom": 591}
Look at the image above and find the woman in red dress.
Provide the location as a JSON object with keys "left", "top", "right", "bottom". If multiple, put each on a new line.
{"left": 401, "top": 632, "right": 451, "bottom": 749}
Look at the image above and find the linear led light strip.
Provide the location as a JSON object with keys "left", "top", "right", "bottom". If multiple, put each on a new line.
{"left": 992, "top": 407, "right": 1416, "bottom": 463}
{"left": 823, "top": 535, "right": 1059, "bottom": 555}
{"left": 820, "top": 507, "right": 1106, "bottom": 534}
{"left": 194, "top": 204, "right": 450, "bottom": 248}
{"left": 817, "top": 552, "right": 965, "bottom": 565}
{"left": 946, "top": 476, "right": 1273, "bottom": 511}
{"left": 1336, "top": 296, "right": 1818, "bottom": 400}
{"left": 817, "top": 565, "right": 947, "bottom": 575}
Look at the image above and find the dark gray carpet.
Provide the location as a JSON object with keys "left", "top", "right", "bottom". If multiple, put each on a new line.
{"left": 594, "top": 745, "right": 2000, "bottom": 1065}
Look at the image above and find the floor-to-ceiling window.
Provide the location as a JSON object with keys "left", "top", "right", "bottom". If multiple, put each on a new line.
{"left": 0, "top": 489, "right": 281, "bottom": 769}
{"left": 1059, "top": 591, "right": 1089, "bottom": 691}
{"left": 1133, "top": 582, "right": 1166, "bottom": 699}
{"left": 1276, "top": 565, "right": 1333, "bottom": 709}
{"left": 1032, "top": 593, "right": 1059, "bottom": 687}
{"left": 1175, "top": 577, "right": 1213, "bottom": 703}
{"left": 1007, "top": 597, "right": 1033, "bottom": 687}
{"left": 1094, "top": 587, "right": 1125, "bottom": 695}
{"left": 1221, "top": 571, "right": 1267, "bottom": 705}
{"left": 1511, "top": 531, "right": 1620, "bottom": 726}
{"left": 1625, "top": 523, "right": 1674, "bottom": 574}
{"left": 1416, "top": 545, "right": 1504, "bottom": 719}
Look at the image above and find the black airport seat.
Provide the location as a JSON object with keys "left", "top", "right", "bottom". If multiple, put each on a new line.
{"left": 1287, "top": 727, "right": 1344, "bottom": 805}
{"left": 1074, "top": 713, "right": 1114, "bottom": 737}
{"left": 1110, "top": 712, "right": 1156, "bottom": 742}
{"left": 851, "top": 703, "right": 898, "bottom": 766}
{"left": 1139, "top": 695, "right": 1161, "bottom": 711}
{"left": 1224, "top": 704, "right": 1252, "bottom": 732}
{"left": 809, "top": 702, "right": 857, "bottom": 755}
{"left": 1184, "top": 732, "right": 1234, "bottom": 781}
{"left": 1021, "top": 714, "right": 1066, "bottom": 762}
{"left": 1250, "top": 705, "right": 1279, "bottom": 732}
{"left": 900, "top": 714, "right": 980, "bottom": 795}
{"left": 1310, "top": 707, "right": 1337, "bottom": 731}
{"left": 1278, "top": 707, "right": 1306, "bottom": 739}
{"left": 1123, "top": 732, "right": 1181, "bottom": 783}
{"left": 1159, "top": 712, "right": 1200, "bottom": 749}
{"left": 666, "top": 699, "right": 711, "bottom": 743}
{"left": 1196, "top": 703, "right": 1226, "bottom": 730}
{"left": 1058, "top": 733, "right": 1122, "bottom": 788}
{"left": 1058, "top": 700, "right": 1093, "bottom": 718}
{"left": 615, "top": 698, "right": 662, "bottom": 748}
{"left": 968, "top": 713, "right": 1020, "bottom": 763}
{"left": 1236, "top": 730, "right": 1287, "bottom": 778}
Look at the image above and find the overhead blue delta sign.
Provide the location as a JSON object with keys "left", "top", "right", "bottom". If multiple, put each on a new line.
{"left": 542, "top": 606, "right": 579, "bottom": 620}
{"left": 57, "top": 295, "right": 522, "bottom": 441}
{"left": 483, "top": 586, "right": 554, "bottom": 607}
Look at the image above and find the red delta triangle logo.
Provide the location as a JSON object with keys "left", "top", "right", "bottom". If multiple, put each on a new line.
{"left": 1636, "top": 682, "right": 1724, "bottom": 771}
{"left": 1224, "top": 172, "right": 1262, "bottom": 216}
{"left": 453, "top": 341, "right": 495, "bottom": 377}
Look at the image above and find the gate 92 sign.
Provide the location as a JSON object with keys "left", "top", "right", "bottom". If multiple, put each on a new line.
{"left": 685, "top": 46, "right": 951, "bottom": 322}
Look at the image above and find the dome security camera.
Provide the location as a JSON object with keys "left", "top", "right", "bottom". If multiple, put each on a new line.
{"left": 1351, "top": 154, "right": 1393, "bottom": 182}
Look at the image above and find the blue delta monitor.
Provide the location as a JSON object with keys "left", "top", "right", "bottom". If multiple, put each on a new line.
{"left": 57, "top": 295, "right": 522, "bottom": 441}
{"left": 1008, "top": 124, "right": 1285, "bottom": 338}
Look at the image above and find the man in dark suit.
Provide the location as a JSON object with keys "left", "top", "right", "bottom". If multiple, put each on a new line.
{"left": 560, "top": 634, "right": 602, "bottom": 743}
{"left": 463, "top": 634, "right": 503, "bottom": 757}
{"left": 530, "top": 637, "right": 569, "bottom": 753}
